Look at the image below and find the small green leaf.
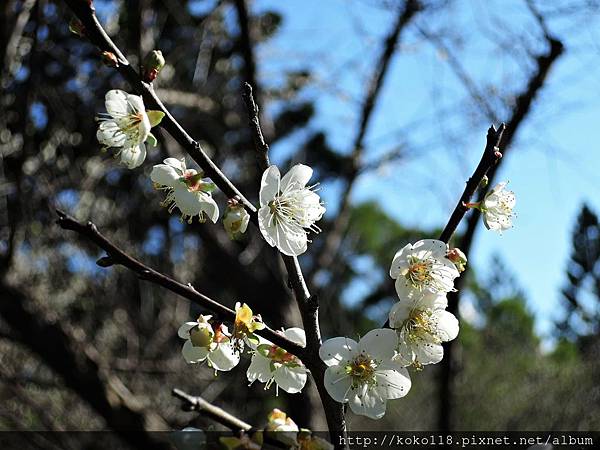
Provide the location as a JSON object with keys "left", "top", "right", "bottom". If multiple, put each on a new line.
{"left": 146, "top": 132, "right": 157, "bottom": 147}
{"left": 246, "top": 334, "right": 260, "bottom": 346}
{"left": 200, "top": 182, "right": 217, "bottom": 193}
{"left": 147, "top": 110, "right": 165, "bottom": 128}
{"left": 257, "top": 344, "right": 272, "bottom": 357}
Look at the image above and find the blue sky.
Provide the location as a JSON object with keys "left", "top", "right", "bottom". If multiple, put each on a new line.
{"left": 248, "top": 0, "right": 600, "bottom": 342}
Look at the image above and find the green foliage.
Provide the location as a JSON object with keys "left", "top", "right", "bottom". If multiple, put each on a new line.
{"left": 558, "top": 204, "right": 600, "bottom": 340}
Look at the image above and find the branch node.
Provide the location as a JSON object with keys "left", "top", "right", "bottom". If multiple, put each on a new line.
{"left": 96, "top": 255, "right": 114, "bottom": 267}
{"left": 139, "top": 269, "right": 152, "bottom": 280}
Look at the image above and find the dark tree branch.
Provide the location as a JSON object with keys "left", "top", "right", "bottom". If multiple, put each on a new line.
{"left": 310, "top": 0, "right": 422, "bottom": 283}
{"left": 61, "top": 0, "right": 258, "bottom": 218}
{"left": 241, "top": 85, "right": 347, "bottom": 445}
{"left": 438, "top": 123, "right": 506, "bottom": 244}
{"left": 172, "top": 388, "right": 252, "bottom": 432}
{"left": 172, "top": 388, "right": 292, "bottom": 449}
{"left": 0, "top": 280, "right": 170, "bottom": 450}
{"left": 437, "top": 34, "right": 564, "bottom": 431}
{"left": 55, "top": 209, "right": 306, "bottom": 358}
{"left": 233, "top": 0, "right": 259, "bottom": 100}
{"left": 242, "top": 82, "right": 270, "bottom": 168}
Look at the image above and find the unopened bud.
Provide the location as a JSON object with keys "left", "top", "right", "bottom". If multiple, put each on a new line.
{"left": 101, "top": 51, "right": 119, "bottom": 68}
{"left": 223, "top": 203, "right": 250, "bottom": 240}
{"left": 69, "top": 17, "right": 86, "bottom": 37}
{"left": 189, "top": 324, "right": 214, "bottom": 348}
{"left": 447, "top": 248, "right": 468, "bottom": 273}
{"left": 142, "top": 50, "right": 165, "bottom": 82}
{"left": 480, "top": 175, "right": 489, "bottom": 188}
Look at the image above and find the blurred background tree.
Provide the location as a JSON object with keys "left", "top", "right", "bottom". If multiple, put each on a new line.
{"left": 1, "top": 0, "right": 600, "bottom": 448}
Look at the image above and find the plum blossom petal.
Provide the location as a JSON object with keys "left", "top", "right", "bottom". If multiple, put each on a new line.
{"left": 320, "top": 330, "right": 411, "bottom": 419}
{"left": 258, "top": 164, "right": 325, "bottom": 256}
{"left": 319, "top": 337, "right": 358, "bottom": 366}
{"left": 273, "top": 365, "right": 307, "bottom": 394}
{"left": 178, "top": 316, "right": 239, "bottom": 372}
{"left": 482, "top": 182, "right": 516, "bottom": 232}
{"left": 246, "top": 328, "right": 307, "bottom": 394}
{"left": 96, "top": 89, "right": 152, "bottom": 169}
{"left": 152, "top": 158, "right": 219, "bottom": 224}
{"left": 390, "top": 239, "right": 459, "bottom": 298}
{"left": 390, "top": 293, "right": 459, "bottom": 368}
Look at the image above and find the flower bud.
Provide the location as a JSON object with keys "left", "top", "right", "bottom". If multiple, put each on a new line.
{"left": 223, "top": 202, "right": 250, "bottom": 240}
{"left": 234, "top": 303, "right": 264, "bottom": 333}
{"left": 480, "top": 174, "right": 489, "bottom": 188}
{"left": 189, "top": 325, "right": 214, "bottom": 348}
{"left": 142, "top": 50, "right": 165, "bottom": 82}
{"left": 266, "top": 409, "right": 298, "bottom": 446}
{"left": 101, "top": 51, "right": 119, "bottom": 68}
{"left": 298, "top": 430, "right": 334, "bottom": 450}
{"left": 447, "top": 247, "right": 468, "bottom": 273}
{"left": 69, "top": 17, "right": 86, "bottom": 37}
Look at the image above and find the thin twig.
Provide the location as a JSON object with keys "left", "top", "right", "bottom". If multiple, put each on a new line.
{"left": 55, "top": 209, "right": 306, "bottom": 358}
{"left": 241, "top": 85, "right": 348, "bottom": 445}
{"left": 437, "top": 33, "right": 564, "bottom": 431}
{"left": 172, "top": 388, "right": 252, "bottom": 432}
{"left": 438, "top": 123, "right": 505, "bottom": 243}
{"left": 310, "top": 0, "right": 422, "bottom": 283}
{"left": 242, "top": 82, "right": 270, "bottom": 168}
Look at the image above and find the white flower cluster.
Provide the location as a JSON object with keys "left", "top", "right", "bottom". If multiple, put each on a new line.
{"left": 320, "top": 239, "right": 462, "bottom": 419}
{"left": 96, "top": 90, "right": 327, "bottom": 250}
{"left": 388, "top": 239, "right": 460, "bottom": 368}
{"left": 178, "top": 303, "right": 309, "bottom": 396}
{"left": 93, "top": 88, "right": 517, "bottom": 424}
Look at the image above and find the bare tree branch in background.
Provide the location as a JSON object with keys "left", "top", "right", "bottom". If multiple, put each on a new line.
{"left": 0, "top": 280, "right": 170, "bottom": 450}
{"left": 310, "top": 0, "right": 422, "bottom": 286}
{"left": 437, "top": 32, "right": 564, "bottom": 431}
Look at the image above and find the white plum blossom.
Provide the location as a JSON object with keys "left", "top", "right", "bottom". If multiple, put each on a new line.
{"left": 447, "top": 247, "right": 468, "bottom": 273}
{"left": 247, "top": 327, "right": 307, "bottom": 394}
{"left": 265, "top": 409, "right": 300, "bottom": 448}
{"left": 389, "top": 291, "right": 459, "bottom": 368}
{"left": 96, "top": 89, "right": 161, "bottom": 169}
{"left": 258, "top": 164, "right": 325, "bottom": 256}
{"left": 390, "top": 239, "right": 459, "bottom": 299}
{"left": 223, "top": 201, "right": 250, "bottom": 240}
{"left": 481, "top": 181, "right": 516, "bottom": 232}
{"left": 266, "top": 409, "right": 299, "bottom": 432}
{"left": 151, "top": 158, "right": 219, "bottom": 224}
{"left": 178, "top": 315, "right": 239, "bottom": 372}
{"left": 319, "top": 329, "right": 411, "bottom": 420}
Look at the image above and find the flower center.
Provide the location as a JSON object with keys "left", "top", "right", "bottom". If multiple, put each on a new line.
{"left": 122, "top": 112, "right": 144, "bottom": 131}
{"left": 189, "top": 325, "right": 213, "bottom": 348}
{"left": 268, "top": 345, "right": 298, "bottom": 365}
{"left": 404, "top": 309, "right": 439, "bottom": 343}
{"left": 266, "top": 185, "right": 323, "bottom": 235}
{"left": 499, "top": 200, "right": 512, "bottom": 214}
{"left": 406, "top": 256, "right": 434, "bottom": 288}
{"left": 183, "top": 170, "right": 204, "bottom": 191}
{"left": 345, "top": 355, "right": 376, "bottom": 382}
